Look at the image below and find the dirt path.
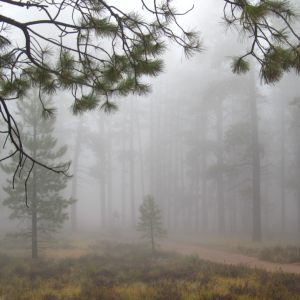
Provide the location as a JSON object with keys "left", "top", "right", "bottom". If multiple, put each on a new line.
{"left": 161, "top": 241, "right": 300, "bottom": 274}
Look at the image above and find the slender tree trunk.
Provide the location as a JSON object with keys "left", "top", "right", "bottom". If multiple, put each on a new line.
{"left": 106, "top": 117, "right": 113, "bottom": 227}
{"left": 155, "top": 95, "right": 163, "bottom": 217}
{"left": 121, "top": 107, "right": 127, "bottom": 226}
{"left": 150, "top": 218, "right": 154, "bottom": 254}
{"left": 180, "top": 109, "right": 186, "bottom": 232}
{"left": 71, "top": 117, "right": 83, "bottom": 233}
{"left": 194, "top": 112, "right": 200, "bottom": 232}
{"left": 201, "top": 103, "right": 208, "bottom": 234}
{"left": 294, "top": 110, "right": 300, "bottom": 235}
{"left": 130, "top": 97, "right": 136, "bottom": 228}
{"left": 265, "top": 153, "right": 269, "bottom": 233}
{"left": 230, "top": 183, "right": 237, "bottom": 233}
{"left": 229, "top": 97, "right": 237, "bottom": 234}
{"left": 280, "top": 98, "right": 286, "bottom": 233}
{"left": 173, "top": 108, "right": 179, "bottom": 231}
{"left": 195, "top": 156, "right": 199, "bottom": 232}
{"left": 150, "top": 95, "right": 154, "bottom": 193}
{"left": 250, "top": 69, "right": 262, "bottom": 242}
{"left": 216, "top": 97, "right": 225, "bottom": 235}
{"left": 32, "top": 115, "right": 38, "bottom": 259}
{"left": 99, "top": 116, "right": 107, "bottom": 230}
{"left": 136, "top": 100, "right": 145, "bottom": 197}
{"left": 167, "top": 108, "right": 173, "bottom": 229}
{"left": 297, "top": 188, "right": 300, "bottom": 235}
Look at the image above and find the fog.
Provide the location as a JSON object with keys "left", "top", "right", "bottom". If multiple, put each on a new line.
{"left": 1, "top": 0, "right": 300, "bottom": 247}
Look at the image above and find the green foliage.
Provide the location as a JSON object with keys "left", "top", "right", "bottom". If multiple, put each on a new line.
{"left": 230, "top": 57, "right": 250, "bottom": 75}
{"left": 241, "top": 3, "right": 268, "bottom": 23}
{"left": 1, "top": 93, "right": 74, "bottom": 257}
{"left": 0, "top": 0, "right": 201, "bottom": 115}
{"left": 260, "top": 47, "right": 295, "bottom": 84}
{"left": 71, "top": 94, "right": 100, "bottom": 115}
{"left": 224, "top": 0, "right": 300, "bottom": 83}
{"left": 100, "top": 101, "right": 119, "bottom": 114}
{"left": 136, "top": 195, "right": 167, "bottom": 254}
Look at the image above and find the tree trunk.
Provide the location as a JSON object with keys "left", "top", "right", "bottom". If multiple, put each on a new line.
{"left": 195, "top": 111, "right": 200, "bottom": 232}
{"left": 264, "top": 153, "right": 269, "bottom": 234}
{"left": 280, "top": 98, "right": 286, "bottom": 233}
{"left": 230, "top": 183, "right": 237, "bottom": 233}
{"left": 32, "top": 115, "right": 38, "bottom": 259}
{"left": 150, "top": 219, "right": 154, "bottom": 254}
{"left": 167, "top": 107, "right": 173, "bottom": 229}
{"left": 136, "top": 99, "right": 145, "bottom": 197}
{"left": 173, "top": 106, "right": 179, "bottom": 231}
{"left": 201, "top": 103, "right": 208, "bottom": 234}
{"left": 121, "top": 107, "right": 127, "bottom": 226}
{"left": 155, "top": 95, "right": 163, "bottom": 220}
{"left": 130, "top": 97, "right": 136, "bottom": 228}
{"left": 99, "top": 116, "right": 107, "bottom": 230}
{"left": 297, "top": 188, "right": 300, "bottom": 235}
{"left": 71, "top": 117, "right": 83, "bottom": 233}
{"left": 106, "top": 117, "right": 113, "bottom": 227}
{"left": 180, "top": 109, "right": 186, "bottom": 232}
{"left": 150, "top": 95, "right": 154, "bottom": 193}
{"left": 249, "top": 69, "right": 262, "bottom": 242}
{"left": 294, "top": 110, "right": 300, "bottom": 235}
{"left": 216, "top": 97, "right": 225, "bottom": 235}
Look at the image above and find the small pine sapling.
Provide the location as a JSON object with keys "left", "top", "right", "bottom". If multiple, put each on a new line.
{"left": 136, "top": 195, "right": 167, "bottom": 254}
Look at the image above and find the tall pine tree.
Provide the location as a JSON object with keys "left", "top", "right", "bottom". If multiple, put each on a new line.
{"left": 1, "top": 93, "right": 73, "bottom": 259}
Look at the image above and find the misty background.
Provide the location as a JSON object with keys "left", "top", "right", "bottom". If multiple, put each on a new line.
{"left": 1, "top": 0, "right": 300, "bottom": 241}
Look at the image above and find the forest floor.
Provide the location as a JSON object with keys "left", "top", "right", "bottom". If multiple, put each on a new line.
{"left": 161, "top": 240, "right": 300, "bottom": 274}
{"left": 2, "top": 234, "right": 300, "bottom": 299}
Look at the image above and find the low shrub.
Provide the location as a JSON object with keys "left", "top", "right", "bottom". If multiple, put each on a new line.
{"left": 260, "top": 245, "right": 300, "bottom": 263}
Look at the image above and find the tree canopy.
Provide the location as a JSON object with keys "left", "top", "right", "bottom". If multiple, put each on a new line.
{"left": 0, "top": 0, "right": 300, "bottom": 194}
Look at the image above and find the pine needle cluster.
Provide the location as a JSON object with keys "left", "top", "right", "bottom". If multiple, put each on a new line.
{"left": 223, "top": 0, "right": 300, "bottom": 84}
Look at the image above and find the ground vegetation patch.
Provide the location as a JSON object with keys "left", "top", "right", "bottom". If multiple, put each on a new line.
{"left": 1, "top": 239, "right": 300, "bottom": 299}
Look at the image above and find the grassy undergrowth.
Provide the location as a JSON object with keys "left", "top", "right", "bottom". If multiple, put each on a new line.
{"left": 1, "top": 236, "right": 300, "bottom": 299}
{"left": 169, "top": 233, "right": 300, "bottom": 263}
{"left": 259, "top": 245, "right": 300, "bottom": 263}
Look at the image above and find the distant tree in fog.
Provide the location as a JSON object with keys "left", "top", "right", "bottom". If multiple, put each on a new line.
{"left": 136, "top": 195, "right": 167, "bottom": 254}
{"left": 1, "top": 94, "right": 74, "bottom": 259}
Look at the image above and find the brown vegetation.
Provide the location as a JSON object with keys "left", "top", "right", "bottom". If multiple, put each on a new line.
{"left": 1, "top": 238, "right": 300, "bottom": 299}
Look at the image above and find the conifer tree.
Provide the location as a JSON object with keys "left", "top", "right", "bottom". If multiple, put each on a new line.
{"left": 1, "top": 93, "right": 73, "bottom": 259}
{"left": 136, "top": 195, "right": 167, "bottom": 254}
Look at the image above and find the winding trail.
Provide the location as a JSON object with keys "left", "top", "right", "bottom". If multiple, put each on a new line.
{"left": 161, "top": 241, "right": 300, "bottom": 274}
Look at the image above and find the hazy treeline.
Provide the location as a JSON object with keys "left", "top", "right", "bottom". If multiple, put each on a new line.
{"left": 60, "top": 55, "right": 300, "bottom": 240}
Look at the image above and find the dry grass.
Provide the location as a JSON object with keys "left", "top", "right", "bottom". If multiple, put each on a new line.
{"left": 1, "top": 234, "right": 300, "bottom": 299}
{"left": 169, "top": 233, "right": 300, "bottom": 260}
